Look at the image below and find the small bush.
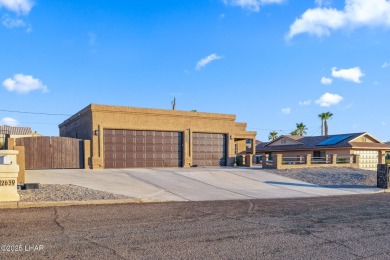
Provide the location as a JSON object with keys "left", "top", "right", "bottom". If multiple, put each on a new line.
{"left": 337, "top": 157, "right": 347, "bottom": 164}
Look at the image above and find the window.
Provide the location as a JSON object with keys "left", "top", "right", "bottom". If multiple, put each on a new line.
{"left": 281, "top": 139, "right": 287, "bottom": 144}
{"left": 313, "top": 151, "right": 325, "bottom": 158}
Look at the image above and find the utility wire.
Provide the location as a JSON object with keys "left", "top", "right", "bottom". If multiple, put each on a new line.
{"left": 0, "top": 109, "right": 71, "bottom": 116}
{"left": 17, "top": 121, "right": 60, "bottom": 125}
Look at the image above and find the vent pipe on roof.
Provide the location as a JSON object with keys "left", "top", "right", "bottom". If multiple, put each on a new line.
{"left": 172, "top": 97, "right": 176, "bottom": 110}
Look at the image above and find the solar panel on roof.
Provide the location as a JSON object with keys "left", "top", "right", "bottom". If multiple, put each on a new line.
{"left": 317, "top": 134, "right": 352, "bottom": 146}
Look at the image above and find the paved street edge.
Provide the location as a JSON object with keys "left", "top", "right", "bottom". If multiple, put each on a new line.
{"left": 0, "top": 198, "right": 172, "bottom": 209}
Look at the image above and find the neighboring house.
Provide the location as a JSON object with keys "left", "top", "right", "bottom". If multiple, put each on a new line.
{"left": 59, "top": 104, "right": 257, "bottom": 169}
{"left": 0, "top": 125, "right": 37, "bottom": 149}
{"left": 256, "top": 132, "right": 390, "bottom": 171}
{"left": 252, "top": 140, "right": 263, "bottom": 164}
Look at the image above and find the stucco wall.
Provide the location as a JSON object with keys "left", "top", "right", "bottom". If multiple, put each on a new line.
{"left": 59, "top": 106, "right": 93, "bottom": 140}
{"left": 60, "top": 104, "right": 256, "bottom": 169}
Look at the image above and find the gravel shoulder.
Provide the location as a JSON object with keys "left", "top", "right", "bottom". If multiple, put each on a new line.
{"left": 263, "top": 167, "right": 377, "bottom": 188}
{"left": 12, "top": 184, "right": 133, "bottom": 203}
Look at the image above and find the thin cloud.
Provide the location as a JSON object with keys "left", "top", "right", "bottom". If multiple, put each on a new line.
{"left": 299, "top": 100, "right": 311, "bottom": 106}
{"left": 281, "top": 107, "right": 291, "bottom": 115}
{"left": 382, "top": 62, "right": 390, "bottom": 68}
{"left": 2, "top": 14, "right": 31, "bottom": 32}
{"left": 315, "top": 92, "right": 343, "bottom": 107}
{"left": 2, "top": 74, "right": 48, "bottom": 94}
{"left": 0, "top": 117, "right": 19, "bottom": 126}
{"left": 321, "top": 76, "right": 333, "bottom": 85}
{"left": 331, "top": 67, "right": 364, "bottom": 83}
{"left": 223, "top": 0, "right": 285, "bottom": 12}
{"left": 2, "top": 15, "right": 24, "bottom": 28}
{"left": 287, "top": 0, "right": 390, "bottom": 39}
{"left": 315, "top": 0, "right": 332, "bottom": 7}
{"left": 195, "top": 54, "right": 222, "bottom": 71}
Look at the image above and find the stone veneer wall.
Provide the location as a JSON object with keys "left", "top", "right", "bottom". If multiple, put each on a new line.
{"left": 377, "top": 164, "right": 389, "bottom": 189}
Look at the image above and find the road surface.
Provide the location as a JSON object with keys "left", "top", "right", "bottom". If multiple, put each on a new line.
{"left": 1, "top": 194, "right": 390, "bottom": 259}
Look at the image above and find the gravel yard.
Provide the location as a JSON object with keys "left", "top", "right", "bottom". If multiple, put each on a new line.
{"left": 14, "top": 184, "right": 133, "bottom": 202}
{"left": 263, "top": 167, "right": 377, "bottom": 188}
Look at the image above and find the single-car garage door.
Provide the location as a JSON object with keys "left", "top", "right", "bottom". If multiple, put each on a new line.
{"left": 192, "top": 133, "right": 226, "bottom": 166}
{"left": 104, "top": 129, "right": 183, "bottom": 168}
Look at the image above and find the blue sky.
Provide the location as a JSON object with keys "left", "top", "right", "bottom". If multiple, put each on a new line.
{"left": 1, "top": 0, "right": 390, "bottom": 141}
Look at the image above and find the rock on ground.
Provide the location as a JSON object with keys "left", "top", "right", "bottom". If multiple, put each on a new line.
{"left": 17, "top": 184, "right": 133, "bottom": 202}
{"left": 263, "top": 167, "right": 377, "bottom": 188}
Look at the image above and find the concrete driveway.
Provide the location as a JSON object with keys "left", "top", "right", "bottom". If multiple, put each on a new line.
{"left": 26, "top": 167, "right": 382, "bottom": 202}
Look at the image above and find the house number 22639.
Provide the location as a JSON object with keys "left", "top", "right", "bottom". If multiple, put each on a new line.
{"left": 0, "top": 180, "right": 15, "bottom": 186}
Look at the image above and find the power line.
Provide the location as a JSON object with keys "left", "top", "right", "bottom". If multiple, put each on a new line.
{"left": 0, "top": 109, "right": 71, "bottom": 116}
{"left": 17, "top": 121, "right": 60, "bottom": 125}
{"left": 250, "top": 125, "right": 320, "bottom": 133}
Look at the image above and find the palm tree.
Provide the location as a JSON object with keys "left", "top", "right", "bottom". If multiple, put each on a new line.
{"left": 318, "top": 112, "right": 333, "bottom": 136}
{"left": 290, "top": 129, "right": 299, "bottom": 136}
{"left": 295, "top": 122, "right": 307, "bottom": 136}
{"left": 268, "top": 131, "right": 278, "bottom": 141}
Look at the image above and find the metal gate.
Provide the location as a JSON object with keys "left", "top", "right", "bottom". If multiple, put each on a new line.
{"left": 104, "top": 129, "right": 183, "bottom": 168}
{"left": 15, "top": 137, "right": 84, "bottom": 169}
{"left": 192, "top": 133, "right": 227, "bottom": 166}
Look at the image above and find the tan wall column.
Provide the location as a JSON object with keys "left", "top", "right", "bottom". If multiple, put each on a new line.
{"left": 306, "top": 154, "right": 312, "bottom": 166}
{"left": 262, "top": 153, "right": 268, "bottom": 168}
{"left": 354, "top": 154, "right": 360, "bottom": 168}
{"left": 84, "top": 140, "right": 91, "bottom": 169}
{"left": 227, "top": 135, "right": 236, "bottom": 166}
{"left": 0, "top": 150, "right": 20, "bottom": 202}
{"left": 275, "top": 154, "right": 282, "bottom": 169}
{"left": 245, "top": 154, "right": 253, "bottom": 167}
{"left": 7, "top": 138, "right": 15, "bottom": 148}
{"left": 332, "top": 154, "right": 337, "bottom": 165}
{"left": 91, "top": 124, "right": 103, "bottom": 169}
{"left": 6, "top": 138, "right": 25, "bottom": 183}
{"left": 378, "top": 150, "right": 386, "bottom": 164}
{"left": 183, "top": 129, "right": 191, "bottom": 167}
{"left": 13, "top": 146, "right": 25, "bottom": 183}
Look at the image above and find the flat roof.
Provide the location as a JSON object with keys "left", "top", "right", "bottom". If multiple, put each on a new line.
{"left": 59, "top": 103, "right": 238, "bottom": 127}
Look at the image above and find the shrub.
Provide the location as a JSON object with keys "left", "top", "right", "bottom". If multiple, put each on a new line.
{"left": 337, "top": 157, "right": 347, "bottom": 164}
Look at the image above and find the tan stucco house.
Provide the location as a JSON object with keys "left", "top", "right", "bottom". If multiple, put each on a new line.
{"left": 59, "top": 104, "right": 256, "bottom": 169}
{"left": 257, "top": 132, "right": 390, "bottom": 170}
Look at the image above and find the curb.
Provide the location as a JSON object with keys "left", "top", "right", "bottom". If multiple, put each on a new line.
{"left": 0, "top": 198, "right": 170, "bottom": 209}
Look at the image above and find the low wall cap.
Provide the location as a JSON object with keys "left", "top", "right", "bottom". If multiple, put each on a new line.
{"left": 0, "top": 150, "right": 19, "bottom": 155}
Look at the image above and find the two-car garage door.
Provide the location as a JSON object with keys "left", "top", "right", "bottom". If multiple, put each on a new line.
{"left": 104, "top": 129, "right": 183, "bottom": 168}
{"left": 104, "top": 129, "right": 227, "bottom": 168}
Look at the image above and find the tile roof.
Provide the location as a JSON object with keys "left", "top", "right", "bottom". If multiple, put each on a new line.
{"left": 0, "top": 125, "right": 33, "bottom": 135}
{"left": 257, "top": 132, "right": 390, "bottom": 152}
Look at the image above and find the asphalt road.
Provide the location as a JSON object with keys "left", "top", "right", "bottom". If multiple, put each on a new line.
{"left": 1, "top": 194, "right": 390, "bottom": 259}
